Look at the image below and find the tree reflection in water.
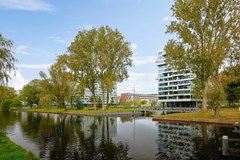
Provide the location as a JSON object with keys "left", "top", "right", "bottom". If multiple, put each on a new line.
{"left": 19, "top": 112, "right": 131, "bottom": 160}
{"left": 1, "top": 112, "right": 239, "bottom": 159}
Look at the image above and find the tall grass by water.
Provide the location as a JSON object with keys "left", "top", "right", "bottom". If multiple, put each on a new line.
{"left": 0, "top": 132, "right": 39, "bottom": 160}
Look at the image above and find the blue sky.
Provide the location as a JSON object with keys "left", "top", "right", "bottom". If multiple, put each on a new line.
{"left": 0, "top": 0, "right": 174, "bottom": 95}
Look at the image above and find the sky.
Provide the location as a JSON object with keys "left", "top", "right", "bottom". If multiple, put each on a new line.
{"left": 0, "top": 0, "right": 174, "bottom": 95}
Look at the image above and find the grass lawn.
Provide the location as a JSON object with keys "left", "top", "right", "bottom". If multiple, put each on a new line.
{"left": 155, "top": 108, "right": 240, "bottom": 122}
{"left": 18, "top": 106, "right": 138, "bottom": 115}
{"left": 0, "top": 132, "right": 39, "bottom": 160}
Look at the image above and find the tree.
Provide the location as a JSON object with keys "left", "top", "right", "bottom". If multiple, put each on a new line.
{"left": 39, "top": 55, "right": 73, "bottom": 110}
{"left": 20, "top": 79, "right": 40, "bottom": 108}
{"left": 67, "top": 28, "right": 99, "bottom": 110}
{"left": 225, "top": 81, "right": 240, "bottom": 106}
{"left": 223, "top": 63, "right": 240, "bottom": 106}
{"left": 96, "top": 26, "right": 133, "bottom": 110}
{"left": 67, "top": 26, "right": 133, "bottom": 110}
{"left": 0, "top": 33, "right": 16, "bottom": 85}
{"left": 140, "top": 100, "right": 147, "bottom": 106}
{"left": 207, "top": 74, "right": 227, "bottom": 118}
{"left": 165, "top": 0, "right": 240, "bottom": 112}
{"left": 0, "top": 86, "right": 16, "bottom": 104}
{"left": 0, "top": 86, "right": 17, "bottom": 111}
{"left": 150, "top": 100, "right": 157, "bottom": 106}
{"left": 38, "top": 72, "right": 54, "bottom": 108}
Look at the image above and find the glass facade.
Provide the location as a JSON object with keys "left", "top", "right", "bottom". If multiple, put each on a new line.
{"left": 156, "top": 51, "right": 201, "bottom": 108}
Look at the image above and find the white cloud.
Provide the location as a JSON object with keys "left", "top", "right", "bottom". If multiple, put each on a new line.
{"left": 132, "top": 56, "right": 157, "bottom": 66}
{"left": 15, "top": 45, "right": 31, "bottom": 55}
{"left": 17, "top": 63, "right": 51, "bottom": 69}
{"left": 8, "top": 70, "right": 28, "bottom": 90}
{"left": 117, "top": 72, "right": 157, "bottom": 95}
{"left": 162, "top": 16, "right": 175, "bottom": 22}
{"left": 49, "top": 36, "right": 70, "bottom": 44}
{"left": 0, "top": 0, "right": 54, "bottom": 11}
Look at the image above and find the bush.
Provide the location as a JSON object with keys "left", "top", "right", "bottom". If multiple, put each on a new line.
{"left": 1, "top": 99, "right": 13, "bottom": 112}
{"left": 230, "top": 104, "right": 239, "bottom": 108}
{"left": 11, "top": 97, "right": 22, "bottom": 108}
{"left": 75, "top": 100, "right": 83, "bottom": 110}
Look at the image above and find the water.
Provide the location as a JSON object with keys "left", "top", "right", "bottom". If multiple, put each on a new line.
{"left": 0, "top": 111, "right": 239, "bottom": 160}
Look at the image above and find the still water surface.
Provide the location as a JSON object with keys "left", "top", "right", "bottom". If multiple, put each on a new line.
{"left": 0, "top": 111, "right": 239, "bottom": 160}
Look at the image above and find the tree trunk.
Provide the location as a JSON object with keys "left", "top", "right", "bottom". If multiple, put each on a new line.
{"left": 101, "top": 89, "right": 105, "bottom": 111}
{"left": 106, "top": 91, "right": 109, "bottom": 110}
{"left": 214, "top": 106, "right": 220, "bottom": 118}
{"left": 202, "top": 81, "right": 209, "bottom": 111}
{"left": 93, "top": 95, "right": 96, "bottom": 110}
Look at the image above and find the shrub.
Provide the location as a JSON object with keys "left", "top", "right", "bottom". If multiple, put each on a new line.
{"left": 1, "top": 99, "right": 13, "bottom": 112}
{"left": 11, "top": 97, "right": 22, "bottom": 108}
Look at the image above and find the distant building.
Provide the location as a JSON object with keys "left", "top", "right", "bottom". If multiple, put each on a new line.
{"left": 119, "top": 93, "right": 158, "bottom": 106}
{"left": 156, "top": 50, "right": 201, "bottom": 108}
{"left": 78, "top": 82, "right": 118, "bottom": 106}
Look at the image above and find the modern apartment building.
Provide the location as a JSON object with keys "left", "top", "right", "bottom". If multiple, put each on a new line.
{"left": 156, "top": 50, "right": 201, "bottom": 108}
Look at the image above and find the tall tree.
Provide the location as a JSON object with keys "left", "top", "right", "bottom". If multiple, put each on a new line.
{"left": 164, "top": 0, "right": 240, "bottom": 111}
{"left": 0, "top": 33, "right": 16, "bottom": 85}
{"left": 38, "top": 72, "right": 54, "bottom": 108}
{"left": 20, "top": 79, "right": 40, "bottom": 108}
{"left": 39, "top": 55, "right": 73, "bottom": 110}
{"left": 96, "top": 26, "right": 133, "bottom": 110}
{"left": 68, "top": 26, "right": 131, "bottom": 110}
{"left": 67, "top": 28, "right": 99, "bottom": 110}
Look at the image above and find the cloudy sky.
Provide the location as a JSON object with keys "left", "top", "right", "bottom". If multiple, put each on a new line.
{"left": 0, "top": 0, "right": 174, "bottom": 95}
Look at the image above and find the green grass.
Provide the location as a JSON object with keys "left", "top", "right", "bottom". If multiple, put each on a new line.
{"left": 0, "top": 132, "right": 39, "bottom": 160}
{"left": 157, "top": 108, "right": 240, "bottom": 122}
{"left": 18, "top": 106, "right": 138, "bottom": 115}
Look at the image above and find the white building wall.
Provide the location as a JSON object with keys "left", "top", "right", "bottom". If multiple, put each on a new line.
{"left": 157, "top": 50, "right": 201, "bottom": 107}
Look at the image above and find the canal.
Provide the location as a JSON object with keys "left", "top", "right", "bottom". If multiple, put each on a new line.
{"left": 0, "top": 111, "right": 239, "bottom": 159}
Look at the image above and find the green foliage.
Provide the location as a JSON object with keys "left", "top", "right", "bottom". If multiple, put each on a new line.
{"left": 225, "top": 81, "right": 240, "bottom": 105}
{"left": 0, "top": 33, "right": 16, "bottom": 85}
{"left": 38, "top": 55, "right": 74, "bottom": 110}
{"left": 150, "top": 100, "right": 157, "bottom": 106}
{"left": 140, "top": 100, "right": 147, "bottom": 106}
{"left": 20, "top": 79, "right": 40, "bottom": 108}
{"left": 67, "top": 26, "right": 133, "bottom": 110}
{"left": 11, "top": 97, "right": 22, "bottom": 108}
{"left": 207, "top": 75, "right": 227, "bottom": 117}
{"left": 1, "top": 99, "right": 12, "bottom": 112}
{"left": 0, "top": 86, "right": 17, "bottom": 111}
{"left": 0, "top": 86, "right": 17, "bottom": 104}
{"left": 165, "top": 0, "right": 240, "bottom": 111}
{"left": 38, "top": 75, "right": 54, "bottom": 108}
{"left": 223, "top": 64, "right": 240, "bottom": 105}
{"left": 75, "top": 98, "right": 83, "bottom": 110}
{"left": 130, "top": 100, "right": 140, "bottom": 107}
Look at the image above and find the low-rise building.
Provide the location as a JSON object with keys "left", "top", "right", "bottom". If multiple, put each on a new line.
{"left": 119, "top": 93, "right": 158, "bottom": 106}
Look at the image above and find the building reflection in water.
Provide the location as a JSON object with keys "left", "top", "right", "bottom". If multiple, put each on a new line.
{"left": 156, "top": 122, "right": 240, "bottom": 160}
